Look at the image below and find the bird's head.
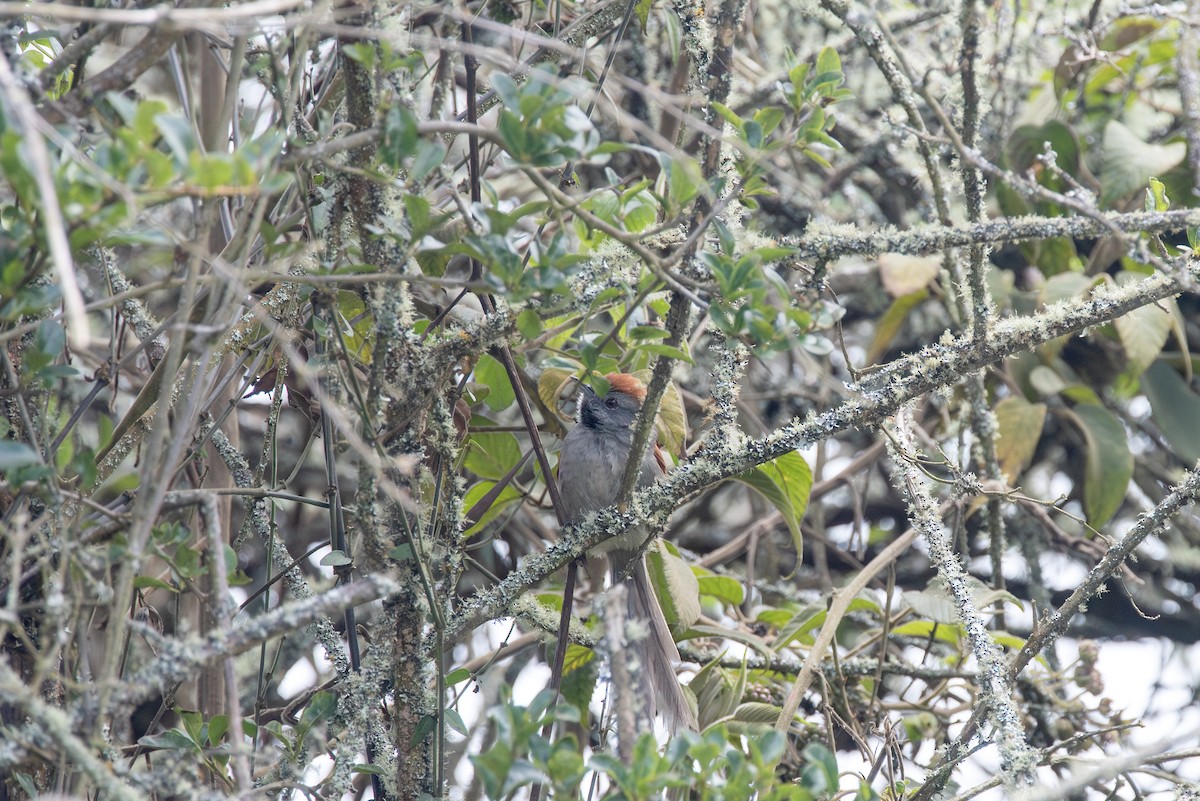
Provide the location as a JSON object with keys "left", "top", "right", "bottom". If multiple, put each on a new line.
{"left": 577, "top": 373, "right": 646, "bottom": 433}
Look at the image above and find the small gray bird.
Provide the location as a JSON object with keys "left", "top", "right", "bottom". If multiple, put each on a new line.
{"left": 557, "top": 373, "right": 695, "bottom": 730}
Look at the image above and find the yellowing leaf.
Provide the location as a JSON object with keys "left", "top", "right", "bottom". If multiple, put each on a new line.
{"left": 994, "top": 396, "right": 1047, "bottom": 483}
{"left": 878, "top": 253, "right": 941, "bottom": 297}
{"left": 537, "top": 367, "right": 579, "bottom": 422}
{"left": 630, "top": 369, "right": 688, "bottom": 457}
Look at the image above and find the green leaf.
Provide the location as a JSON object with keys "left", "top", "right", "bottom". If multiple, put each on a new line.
{"left": 665, "top": 153, "right": 704, "bottom": 209}
{"left": 802, "top": 742, "right": 840, "bottom": 795}
{"left": 381, "top": 104, "right": 419, "bottom": 167}
{"left": 636, "top": 342, "right": 695, "bottom": 365}
{"left": 133, "top": 575, "right": 177, "bottom": 592}
{"left": 1145, "top": 177, "right": 1170, "bottom": 211}
{"left": 1142, "top": 361, "right": 1200, "bottom": 464}
{"left": 732, "top": 702, "right": 785, "bottom": 724}
{"left": 320, "top": 550, "right": 351, "bottom": 567}
{"left": 411, "top": 140, "right": 446, "bottom": 181}
{"left": 445, "top": 708, "right": 468, "bottom": 736}
{"left": 517, "top": 309, "right": 543, "bottom": 340}
{"left": 901, "top": 589, "right": 960, "bottom": 625}
{"left": 1006, "top": 120, "right": 1081, "bottom": 174}
{"left": 475, "top": 354, "right": 515, "bottom": 411}
{"left": 0, "top": 440, "right": 41, "bottom": 469}
{"left": 634, "top": 0, "right": 653, "bottom": 31}
{"left": 890, "top": 620, "right": 965, "bottom": 645}
{"left": 711, "top": 101, "right": 745, "bottom": 131}
{"left": 867, "top": 289, "right": 928, "bottom": 365}
{"left": 462, "top": 432, "right": 522, "bottom": 480}
{"left": 994, "top": 396, "right": 1047, "bottom": 483}
{"left": 1113, "top": 274, "right": 1172, "bottom": 376}
{"left": 461, "top": 480, "right": 523, "bottom": 537}
{"left": 773, "top": 596, "right": 880, "bottom": 648}
{"left": 646, "top": 539, "right": 701, "bottom": 634}
{"left": 445, "top": 668, "right": 471, "bottom": 686}
{"left": 560, "top": 644, "right": 598, "bottom": 713}
{"left": 696, "top": 574, "right": 745, "bottom": 606}
{"left": 733, "top": 451, "right": 813, "bottom": 561}
{"left": 1040, "top": 272, "right": 1097, "bottom": 307}
{"left": 1066, "top": 404, "right": 1132, "bottom": 527}
{"left": 1099, "top": 121, "right": 1186, "bottom": 207}
{"left": 138, "top": 729, "right": 199, "bottom": 751}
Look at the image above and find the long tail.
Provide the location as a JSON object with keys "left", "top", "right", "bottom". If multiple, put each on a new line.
{"left": 610, "top": 549, "right": 696, "bottom": 731}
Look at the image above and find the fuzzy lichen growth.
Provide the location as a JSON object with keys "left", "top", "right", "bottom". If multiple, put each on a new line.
{"left": 886, "top": 412, "right": 1035, "bottom": 785}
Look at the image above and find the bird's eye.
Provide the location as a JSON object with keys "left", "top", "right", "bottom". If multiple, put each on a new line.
{"left": 604, "top": 395, "right": 619, "bottom": 409}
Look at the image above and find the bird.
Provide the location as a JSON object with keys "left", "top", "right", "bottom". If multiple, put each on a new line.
{"left": 556, "top": 372, "right": 695, "bottom": 730}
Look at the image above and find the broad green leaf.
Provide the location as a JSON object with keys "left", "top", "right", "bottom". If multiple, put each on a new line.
{"left": 561, "top": 645, "right": 598, "bottom": 717}
{"left": 734, "top": 451, "right": 813, "bottom": 560}
{"left": 1097, "top": 16, "right": 1162, "bottom": 51}
{"left": 646, "top": 539, "right": 701, "bottom": 634}
{"left": 1099, "top": 121, "right": 1186, "bottom": 207}
{"left": 0, "top": 440, "right": 41, "bottom": 469}
{"left": 444, "top": 708, "right": 468, "bottom": 737}
{"left": 1066, "top": 404, "right": 1132, "bottom": 527}
{"left": 732, "top": 702, "right": 784, "bottom": 724}
{"left": 696, "top": 573, "right": 745, "bottom": 606}
{"left": 1037, "top": 237, "right": 1083, "bottom": 277}
{"left": 1168, "top": 301, "right": 1192, "bottom": 381}
{"left": 475, "top": 354, "right": 515, "bottom": 411}
{"left": 636, "top": 342, "right": 695, "bottom": 365}
{"left": 711, "top": 101, "right": 745, "bottom": 131}
{"left": 133, "top": 575, "right": 176, "bottom": 592}
{"left": 990, "top": 630, "right": 1028, "bottom": 651}
{"left": 867, "top": 289, "right": 928, "bottom": 365}
{"left": 1142, "top": 361, "right": 1200, "bottom": 463}
{"left": 994, "top": 395, "right": 1047, "bottom": 482}
{"left": 687, "top": 655, "right": 748, "bottom": 727}
{"left": 901, "top": 589, "right": 959, "bottom": 625}
{"left": 411, "top": 140, "right": 446, "bottom": 181}
{"left": 462, "top": 432, "right": 522, "bottom": 480}
{"left": 890, "top": 620, "right": 965, "bottom": 646}
{"left": 445, "top": 668, "right": 471, "bottom": 686}
{"left": 665, "top": 153, "right": 704, "bottom": 209}
{"left": 1006, "top": 120, "right": 1081, "bottom": 174}
{"left": 815, "top": 46, "right": 842, "bottom": 78}
{"left": 1113, "top": 295, "right": 1172, "bottom": 377}
{"left": 773, "top": 596, "right": 879, "bottom": 648}
{"left": 320, "top": 549, "right": 351, "bottom": 567}
{"left": 679, "top": 624, "right": 774, "bottom": 659}
{"left": 462, "top": 481, "right": 523, "bottom": 537}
